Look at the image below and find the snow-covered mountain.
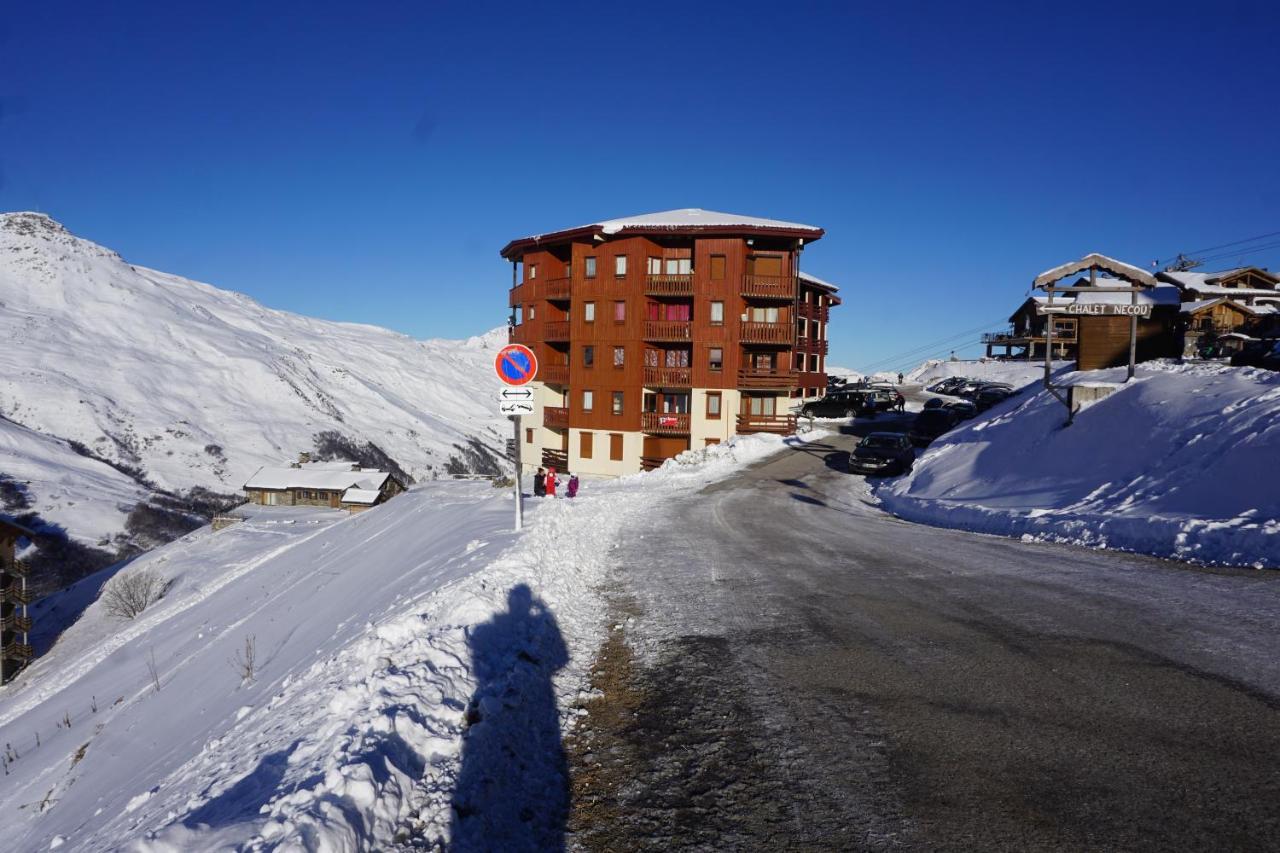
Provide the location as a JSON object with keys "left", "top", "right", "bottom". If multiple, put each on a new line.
{"left": 0, "top": 212, "right": 508, "bottom": 568}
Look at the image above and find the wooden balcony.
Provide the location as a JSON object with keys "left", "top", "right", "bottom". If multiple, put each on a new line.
{"left": 642, "top": 411, "right": 691, "bottom": 435}
{"left": 644, "top": 320, "right": 692, "bottom": 341}
{"left": 795, "top": 371, "right": 827, "bottom": 389}
{"left": 640, "top": 456, "right": 667, "bottom": 472}
{"left": 796, "top": 336, "right": 829, "bottom": 355}
{"left": 544, "top": 320, "right": 571, "bottom": 341}
{"left": 982, "top": 324, "right": 1078, "bottom": 345}
{"left": 2, "top": 584, "right": 32, "bottom": 605}
{"left": 797, "top": 302, "right": 830, "bottom": 322}
{"left": 539, "top": 363, "right": 569, "bottom": 385}
{"left": 508, "top": 324, "right": 531, "bottom": 344}
{"left": 738, "top": 368, "right": 797, "bottom": 389}
{"left": 543, "top": 406, "right": 569, "bottom": 429}
{"left": 742, "top": 275, "right": 796, "bottom": 300}
{"left": 1, "top": 613, "right": 32, "bottom": 633}
{"left": 643, "top": 366, "right": 692, "bottom": 387}
{"left": 544, "top": 277, "right": 571, "bottom": 300}
{"left": 645, "top": 274, "right": 694, "bottom": 296}
{"left": 542, "top": 448, "right": 568, "bottom": 470}
{"left": 740, "top": 321, "right": 792, "bottom": 344}
{"left": 8, "top": 559, "right": 29, "bottom": 576}
{"left": 736, "top": 413, "right": 797, "bottom": 435}
{"left": 2, "top": 642, "right": 34, "bottom": 661}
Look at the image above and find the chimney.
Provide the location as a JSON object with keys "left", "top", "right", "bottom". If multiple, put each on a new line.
{"left": 298, "top": 452, "right": 312, "bottom": 464}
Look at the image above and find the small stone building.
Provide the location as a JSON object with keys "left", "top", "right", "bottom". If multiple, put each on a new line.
{"left": 1, "top": 515, "right": 35, "bottom": 684}
{"left": 243, "top": 456, "right": 406, "bottom": 513}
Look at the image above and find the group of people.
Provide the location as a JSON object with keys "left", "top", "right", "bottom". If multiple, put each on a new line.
{"left": 532, "top": 467, "right": 578, "bottom": 499}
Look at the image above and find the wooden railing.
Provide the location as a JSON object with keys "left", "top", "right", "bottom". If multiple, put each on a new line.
{"left": 740, "top": 321, "right": 792, "bottom": 344}
{"left": 544, "top": 277, "right": 571, "bottom": 300}
{"left": 642, "top": 412, "right": 691, "bottom": 434}
{"left": 643, "top": 320, "right": 692, "bottom": 341}
{"left": 795, "top": 371, "right": 827, "bottom": 389}
{"left": 542, "top": 448, "right": 568, "bottom": 470}
{"left": 643, "top": 366, "right": 692, "bottom": 387}
{"left": 508, "top": 285, "right": 523, "bottom": 307}
{"left": 797, "top": 302, "right": 829, "bottom": 322}
{"left": 508, "top": 325, "right": 531, "bottom": 344}
{"left": 796, "top": 336, "right": 829, "bottom": 355}
{"left": 2, "top": 642, "right": 34, "bottom": 660}
{"left": 8, "top": 559, "right": 29, "bottom": 576}
{"left": 2, "top": 584, "right": 32, "bottom": 605}
{"left": 645, "top": 274, "right": 694, "bottom": 296}
{"left": 640, "top": 456, "right": 667, "bottom": 472}
{"left": 742, "top": 275, "right": 797, "bottom": 299}
{"left": 544, "top": 320, "right": 571, "bottom": 341}
{"left": 543, "top": 406, "right": 569, "bottom": 429}
{"left": 539, "top": 363, "right": 569, "bottom": 385}
{"left": 737, "top": 369, "right": 797, "bottom": 389}
{"left": 736, "top": 413, "right": 797, "bottom": 435}
{"left": 982, "top": 325, "right": 1078, "bottom": 344}
{"left": 1, "top": 613, "right": 32, "bottom": 633}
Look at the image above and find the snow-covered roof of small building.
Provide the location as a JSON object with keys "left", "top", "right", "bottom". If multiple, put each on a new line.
{"left": 244, "top": 462, "right": 391, "bottom": 492}
{"left": 501, "top": 208, "right": 824, "bottom": 258}
{"left": 1179, "top": 297, "right": 1256, "bottom": 315}
{"left": 1033, "top": 254, "right": 1157, "bottom": 289}
{"left": 340, "top": 488, "right": 381, "bottom": 505}
{"left": 798, "top": 270, "right": 839, "bottom": 291}
{"left": 1071, "top": 281, "right": 1181, "bottom": 306}
{"left": 1158, "top": 268, "right": 1280, "bottom": 297}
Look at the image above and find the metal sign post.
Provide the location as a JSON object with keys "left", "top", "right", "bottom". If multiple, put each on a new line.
{"left": 494, "top": 343, "right": 539, "bottom": 533}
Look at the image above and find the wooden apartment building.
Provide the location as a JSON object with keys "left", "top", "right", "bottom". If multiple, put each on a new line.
{"left": 1, "top": 516, "right": 34, "bottom": 684}
{"left": 501, "top": 209, "right": 840, "bottom": 477}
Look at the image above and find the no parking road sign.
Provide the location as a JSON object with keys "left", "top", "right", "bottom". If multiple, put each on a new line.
{"left": 495, "top": 343, "right": 538, "bottom": 386}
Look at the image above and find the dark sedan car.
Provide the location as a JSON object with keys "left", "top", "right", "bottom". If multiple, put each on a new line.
{"left": 974, "top": 387, "right": 1015, "bottom": 410}
{"left": 848, "top": 432, "right": 915, "bottom": 476}
{"left": 800, "top": 389, "right": 876, "bottom": 419}
{"left": 908, "top": 408, "right": 959, "bottom": 446}
{"left": 944, "top": 399, "right": 978, "bottom": 419}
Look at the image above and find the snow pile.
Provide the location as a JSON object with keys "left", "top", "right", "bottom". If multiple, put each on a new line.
{"left": 907, "top": 358, "right": 1071, "bottom": 390}
{"left": 0, "top": 212, "right": 507, "bottom": 550}
{"left": 877, "top": 361, "right": 1280, "bottom": 568}
{"left": 0, "top": 426, "right": 813, "bottom": 850}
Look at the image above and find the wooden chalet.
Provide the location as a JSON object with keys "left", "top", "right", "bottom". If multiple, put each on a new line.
{"left": 501, "top": 209, "right": 841, "bottom": 476}
{"left": 1156, "top": 267, "right": 1280, "bottom": 355}
{"left": 983, "top": 296, "right": 1079, "bottom": 360}
{"left": 1, "top": 515, "right": 35, "bottom": 684}
{"left": 243, "top": 456, "right": 406, "bottom": 513}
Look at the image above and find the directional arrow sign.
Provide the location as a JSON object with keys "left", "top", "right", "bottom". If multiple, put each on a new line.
{"left": 499, "top": 401, "right": 535, "bottom": 416}
{"left": 500, "top": 387, "right": 534, "bottom": 400}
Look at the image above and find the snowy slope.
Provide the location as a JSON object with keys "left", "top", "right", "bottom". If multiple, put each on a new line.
{"left": 0, "top": 212, "right": 508, "bottom": 512}
{"left": 877, "top": 361, "right": 1280, "bottom": 567}
{"left": 907, "top": 357, "right": 1072, "bottom": 390}
{"left": 0, "top": 430, "right": 820, "bottom": 851}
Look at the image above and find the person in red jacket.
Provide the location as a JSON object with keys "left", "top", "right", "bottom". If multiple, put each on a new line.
{"left": 545, "top": 467, "right": 558, "bottom": 497}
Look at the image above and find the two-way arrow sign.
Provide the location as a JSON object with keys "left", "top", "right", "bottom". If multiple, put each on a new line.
{"left": 500, "top": 388, "right": 534, "bottom": 400}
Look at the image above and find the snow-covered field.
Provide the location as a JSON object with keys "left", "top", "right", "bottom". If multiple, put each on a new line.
{"left": 0, "top": 212, "right": 507, "bottom": 555}
{"left": 907, "top": 357, "right": 1072, "bottom": 391}
{"left": 878, "top": 361, "right": 1280, "bottom": 568}
{"left": 0, "top": 430, "right": 814, "bottom": 851}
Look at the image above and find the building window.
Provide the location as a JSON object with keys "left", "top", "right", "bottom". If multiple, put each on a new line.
{"left": 706, "top": 391, "right": 722, "bottom": 419}
{"left": 583, "top": 345, "right": 594, "bottom": 367}
{"left": 709, "top": 347, "right": 723, "bottom": 371}
{"left": 609, "top": 433, "right": 623, "bottom": 461}
{"left": 585, "top": 257, "right": 597, "bottom": 279}
{"left": 749, "top": 306, "right": 780, "bottom": 323}
{"left": 615, "top": 256, "right": 627, "bottom": 277}
{"left": 613, "top": 300, "right": 626, "bottom": 322}
{"left": 710, "top": 255, "right": 726, "bottom": 280}
{"left": 583, "top": 390, "right": 594, "bottom": 411}
{"left": 528, "top": 264, "right": 538, "bottom": 280}
{"left": 647, "top": 256, "right": 662, "bottom": 275}
{"left": 613, "top": 346, "right": 625, "bottom": 367}
{"left": 584, "top": 302, "right": 595, "bottom": 322}
{"left": 664, "top": 258, "right": 692, "bottom": 275}
{"left": 580, "top": 431, "right": 593, "bottom": 459}
{"left": 797, "top": 353, "right": 807, "bottom": 371}
{"left": 710, "top": 301, "right": 724, "bottom": 325}
{"left": 526, "top": 428, "right": 533, "bottom": 443}
{"left": 612, "top": 391, "right": 624, "bottom": 415}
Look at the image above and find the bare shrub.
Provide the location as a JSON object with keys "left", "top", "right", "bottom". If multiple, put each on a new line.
{"left": 101, "top": 569, "right": 168, "bottom": 620}
{"left": 232, "top": 634, "right": 257, "bottom": 684}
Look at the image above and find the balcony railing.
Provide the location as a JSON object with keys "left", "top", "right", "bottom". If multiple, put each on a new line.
{"left": 645, "top": 274, "right": 694, "bottom": 296}
{"left": 797, "top": 302, "right": 830, "bottom": 322}
{"left": 8, "top": 559, "right": 29, "bottom": 576}
{"left": 742, "top": 275, "right": 797, "bottom": 300}
{"left": 542, "top": 448, "right": 568, "bottom": 470}
{"left": 508, "top": 325, "right": 531, "bottom": 344}
{"left": 544, "top": 320, "right": 571, "bottom": 341}
{"left": 1, "top": 613, "right": 32, "bottom": 633}
{"left": 740, "top": 321, "right": 792, "bottom": 344}
{"left": 539, "top": 363, "right": 569, "bottom": 385}
{"left": 2, "top": 585, "right": 32, "bottom": 605}
{"left": 2, "top": 642, "right": 34, "bottom": 660}
{"left": 643, "top": 366, "right": 692, "bottom": 387}
{"left": 640, "top": 456, "right": 667, "bottom": 472}
{"left": 544, "top": 277, "right": 571, "bottom": 300}
{"left": 644, "top": 320, "right": 692, "bottom": 341}
{"left": 738, "top": 368, "right": 797, "bottom": 389}
{"left": 982, "top": 325, "right": 1078, "bottom": 344}
{"left": 543, "top": 406, "right": 569, "bottom": 429}
{"left": 642, "top": 412, "right": 691, "bottom": 435}
{"left": 796, "top": 336, "right": 829, "bottom": 355}
{"left": 736, "top": 413, "right": 797, "bottom": 435}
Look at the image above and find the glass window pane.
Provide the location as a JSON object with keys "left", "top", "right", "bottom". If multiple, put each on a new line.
{"left": 585, "top": 257, "right": 597, "bottom": 278}
{"left": 710, "top": 301, "right": 723, "bottom": 323}
{"left": 615, "top": 256, "right": 627, "bottom": 276}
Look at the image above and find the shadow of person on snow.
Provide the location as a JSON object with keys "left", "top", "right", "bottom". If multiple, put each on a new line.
{"left": 450, "top": 584, "right": 570, "bottom": 851}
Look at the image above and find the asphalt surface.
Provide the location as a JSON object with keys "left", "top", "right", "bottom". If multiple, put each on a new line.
{"left": 570, "top": 407, "right": 1280, "bottom": 852}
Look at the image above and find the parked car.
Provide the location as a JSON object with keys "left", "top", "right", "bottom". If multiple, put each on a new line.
{"left": 908, "top": 408, "right": 959, "bottom": 446}
{"left": 1230, "top": 339, "right": 1280, "bottom": 369}
{"left": 958, "top": 381, "right": 1012, "bottom": 401}
{"left": 943, "top": 399, "right": 977, "bottom": 419}
{"left": 929, "top": 377, "right": 968, "bottom": 395}
{"left": 974, "top": 387, "right": 1014, "bottom": 411}
{"left": 848, "top": 432, "right": 915, "bottom": 476}
{"left": 923, "top": 397, "right": 946, "bottom": 409}
{"left": 801, "top": 389, "right": 876, "bottom": 419}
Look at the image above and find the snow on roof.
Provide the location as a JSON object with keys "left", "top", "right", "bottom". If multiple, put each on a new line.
{"left": 595, "top": 208, "right": 821, "bottom": 235}
{"left": 1034, "top": 253, "right": 1157, "bottom": 289}
{"left": 798, "top": 270, "right": 839, "bottom": 291}
{"left": 340, "top": 488, "right": 382, "bottom": 505}
{"left": 1159, "top": 268, "right": 1279, "bottom": 295}
{"left": 1072, "top": 282, "right": 1181, "bottom": 306}
{"left": 244, "top": 463, "right": 391, "bottom": 492}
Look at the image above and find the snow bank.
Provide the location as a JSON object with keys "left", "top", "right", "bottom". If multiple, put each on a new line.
{"left": 907, "top": 358, "right": 1072, "bottom": 390}
{"left": 877, "top": 362, "right": 1280, "bottom": 568}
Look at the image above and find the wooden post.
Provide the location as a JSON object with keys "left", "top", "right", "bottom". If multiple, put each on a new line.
{"left": 1128, "top": 287, "right": 1138, "bottom": 381}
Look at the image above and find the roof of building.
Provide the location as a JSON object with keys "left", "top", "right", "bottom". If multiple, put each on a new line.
{"left": 0, "top": 515, "right": 35, "bottom": 539}
{"left": 501, "top": 208, "right": 824, "bottom": 258}
{"left": 1033, "top": 253, "right": 1158, "bottom": 289}
{"left": 1157, "top": 268, "right": 1280, "bottom": 297}
{"left": 244, "top": 461, "right": 392, "bottom": 492}
{"left": 340, "top": 488, "right": 382, "bottom": 505}
{"left": 1180, "top": 297, "right": 1257, "bottom": 315}
{"left": 1070, "top": 281, "right": 1181, "bottom": 306}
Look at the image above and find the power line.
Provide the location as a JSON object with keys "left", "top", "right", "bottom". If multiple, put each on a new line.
{"left": 856, "top": 319, "right": 1007, "bottom": 374}
{"left": 1155, "top": 229, "right": 1280, "bottom": 270}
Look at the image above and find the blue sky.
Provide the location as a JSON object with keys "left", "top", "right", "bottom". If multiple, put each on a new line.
{"left": 3, "top": 1, "right": 1278, "bottom": 372}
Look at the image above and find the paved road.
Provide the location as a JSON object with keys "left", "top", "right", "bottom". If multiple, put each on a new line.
{"left": 570, "top": 413, "right": 1280, "bottom": 852}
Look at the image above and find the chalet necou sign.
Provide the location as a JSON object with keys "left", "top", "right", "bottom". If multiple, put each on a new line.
{"left": 1039, "top": 303, "right": 1153, "bottom": 317}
